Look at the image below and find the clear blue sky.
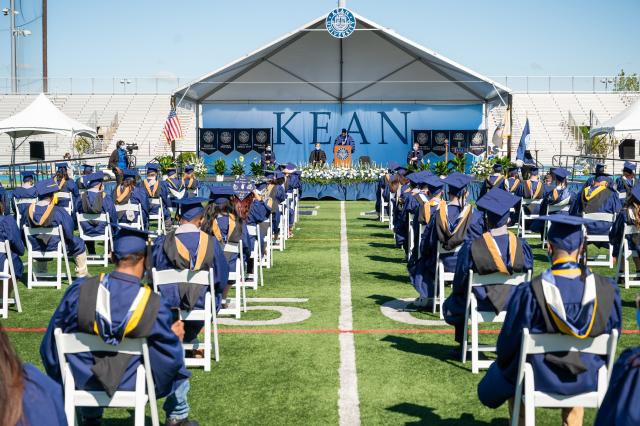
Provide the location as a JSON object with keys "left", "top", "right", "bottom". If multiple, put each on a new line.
{"left": 1, "top": 0, "right": 639, "bottom": 82}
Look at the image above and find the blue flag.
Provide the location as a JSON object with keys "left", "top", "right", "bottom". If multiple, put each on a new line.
{"left": 516, "top": 118, "right": 530, "bottom": 162}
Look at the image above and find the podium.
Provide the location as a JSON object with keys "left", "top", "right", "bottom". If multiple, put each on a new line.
{"left": 333, "top": 145, "right": 353, "bottom": 168}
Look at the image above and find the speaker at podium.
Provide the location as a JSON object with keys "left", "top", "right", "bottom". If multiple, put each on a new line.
{"left": 333, "top": 145, "right": 352, "bottom": 168}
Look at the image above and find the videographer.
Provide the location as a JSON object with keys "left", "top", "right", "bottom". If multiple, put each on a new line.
{"left": 108, "top": 140, "right": 128, "bottom": 184}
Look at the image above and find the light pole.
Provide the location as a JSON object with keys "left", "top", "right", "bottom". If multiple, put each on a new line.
{"left": 4, "top": 0, "right": 31, "bottom": 93}
{"left": 600, "top": 78, "right": 614, "bottom": 92}
{"left": 119, "top": 78, "right": 131, "bottom": 93}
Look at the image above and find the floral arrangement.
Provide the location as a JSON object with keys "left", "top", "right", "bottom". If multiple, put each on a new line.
{"left": 470, "top": 158, "right": 494, "bottom": 178}
{"left": 300, "top": 163, "right": 387, "bottom": 184}
{"left": 191, "top": 157, "right": 208, "bottom": 178}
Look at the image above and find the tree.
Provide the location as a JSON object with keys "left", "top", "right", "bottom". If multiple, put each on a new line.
{"left": 614, "top": 69, "right": 640, "bottom": 92}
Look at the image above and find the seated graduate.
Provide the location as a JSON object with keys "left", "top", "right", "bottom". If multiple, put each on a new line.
{"left": 75, "top": 163, "right": 94, "bottom": 191}
{"left": 614, "top": 161, "right": 636, "bottom": 195}
{"left": 443, "top": 187, "right": 533, "bottom": 347}
{"left": 610, "top": 184, "right": 640, "bottom": 271}
{"left": 181, "top": 164, "right": 200, "bottom": 193}
{"left": 505, "top": 166, "right": 523, "bottom": 225}
{"left": 12, "top": 170, "right": 38, "bottom": 220}
{"left": 164, "top": 168, "right": 186, "bottom": 208}
{"left": 530, "top": 167, "right": 574, "bottom": 234}
{"left": 152, "top": 197, "right": 229, "bottom": 346}
{"left": 480, "top": 163, "right": 505, "bottom": 197}
{"left": 478, "top": 214, "right": 621, "bottom": 426}
{"left": 570, "top": 164, "right": 622, "bottom": 240}
{"left": 408, "top": 172, "right": 484, "bottom": 309}
{"left": 22, "top": 178, "right": 88, "bottom": 277}
{"left": 396, "top": 171, "right": 431, "bottom": 258}
{"left": 40, "top": 226, "right": 200, "bottom": 426}
{"left": 53, "top": 162, "right": 80, "bottom": 213}
{"left": 521, "top": 165, "right": 546, "bottom": 216}
{"left": 582, "top": 164, "right": 613, "bottom": 191}
{"left": 201, "top": 187, "right": 251, "bottom": 300}
{"left": 0, "top": 195, "right": 25, "bottom": 281}
{"left": 0, "top": 324, "right": 66, "bottom": 426}
{"left": 113, "top": 168, "right": 149, "bottom": 229}
{"left": 283, "top": 163, "right": 300, "bottom": 237}
{"left": 232, "top": 177, "right": 270, "bottom": 254}
{"left": 263, "top": 170, "right": 286, "bottom": 239}
{"left": 375, "top": 161, "right": 396, "bottom": 218}
{"left": 309, "top": 143, "right": 327, "bottom": 167}
{"left": 393, "top": 170, "right": 414, "bottom": 249}
{"left": 594, "top": 345, "right": 640, "bottom": 426}
{"left": 140, "top": 163, "right": 171, "bottom": 224}
{"left": 74, "top": 171, "right": 118, "bottom": 255}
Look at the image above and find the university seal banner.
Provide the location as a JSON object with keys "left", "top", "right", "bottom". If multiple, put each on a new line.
{"left": 200, "top": 103, "right": 483, "bottom": 168}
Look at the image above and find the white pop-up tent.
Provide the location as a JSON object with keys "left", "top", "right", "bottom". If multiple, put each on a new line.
{"left": 590, "top": 100, "right": 640, "bottom": 138}
{"left": 0, "top": 93, "right": 97, "bottom": 182}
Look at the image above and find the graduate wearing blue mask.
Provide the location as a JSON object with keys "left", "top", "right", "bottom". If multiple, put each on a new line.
{"left": 443, "top": 187, "right": 533, "bottom": 346}
{"left": 74, "top": 172, "right": 117, "bottom": 255}
{"left": 614, "top": 161, "right": 636, "bottom": 195}
{"left": 478, "top": 214, "right": 622, "bottom": 425}
{"left": 41, "top": 226, "right": 200, "bottom": 426}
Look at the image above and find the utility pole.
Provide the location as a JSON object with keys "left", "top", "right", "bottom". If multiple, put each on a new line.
{"left": 10, "top": 0, "right": 17, "bottom": 93}
{"left": 42, "top": 0, "right": 48, "bottom": 92}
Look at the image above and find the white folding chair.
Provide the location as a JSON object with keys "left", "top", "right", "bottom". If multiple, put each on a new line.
{"left": 614, "top": 223, "right": 640, "bottom": 288}
{"left": 186, "top": 188, "right": 199, "bottom": 197}
{"left": 56, "top": 192, "right": 73, "bottom": 215}
{"left": 432, "top": 242, "right": 462, "bottom": 319}
{"left": 76, "top": 212, "right": 113, "bottom": 267}
{"left": 508, "top": 207, "right": 520, "bottom": 233}
{"left": 23, "top": 224, "right": 72, "bottom": 289}
{"left": 246, "top": 224, "right": 263, "bottom": 288}
{"left": 285, "top": 193, "right": 294, "bottom": 238}
{"left": 148, "top": 198, "right": 166, "bottom": 237}
{"left": 218, "top": 241, "right": 244, "bottom": 317}
{"left": 260, "top": 219, "right": 273, "bottom": 269}
{"left": 582, "top": 212, "right": 615, "bottom": 267}
{"left": 619, "top": 192, "right": 627, "bottom": 200}
{"left": 462, "top": 270, "right": 531, "bottom": 373}
{"left": 152, "top": 267, "right": 218, "bottom": 367}
{"left": 519, "top": 199, "right": 542, "bottom": 239}
{"left": 388, "top": 193, "right": 395, "bottom": 230}
{"left": 115, "top": 203, "right": 144, "bottom": 230}
{"left": 407, "top": 212, "right": 416, "bottom": 259}
{"left": 511, "top": 328, "right": 618, "bottom": 426}
{"left": 541, "top": 203, "right": 571, "bottom": 248}
{"left": 293, "top": 188, "right": 300, "bottom": 224}
{"left": 271, "top": 203, "right": 286, "bottom": 252}
{"left": 380, "top": 188, "right": 389, "bottom": 223}
{"left": 13, "top": 197, "right": 36, "bottom": 227}
{"left": 282, "top": 198, "right": 291, "bottom": 243}
{"left": 0, "top": 240, "right": 20, "bottom": 319}
{"left": 54, "top": 329, "right": 160, "bottom": 426}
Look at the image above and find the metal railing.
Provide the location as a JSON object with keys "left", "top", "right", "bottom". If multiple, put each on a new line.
{"left": 551, "top": 154, "right": 637, "bottom": 181}
{"left": 0, "top": 155, "right": 111, "bottom": 189}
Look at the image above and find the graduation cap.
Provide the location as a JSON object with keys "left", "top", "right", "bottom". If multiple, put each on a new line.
{"left": 166, "top": 168, "right": 177, "bottom": 176}
{"left": 20, "top": 170, "right": 35, "bottom": 181}
{"left": 146, "top": 163, "right": 160, "bottom": 172}
{"left": 407, "top": 171, "right": 431, "bottom": 185}
{"left": 81, "top": 164, "right": 94, "bottom": 173}
{"left": 84, "top": 172, "right": 105, "bottom": 188}
{"left": 535, "top": 214, "right": 595, "bottom": 252}
{"left": 492, "top": 164, "right": 503, "bottom": 173}
{"left": 508, "top": 166, "right": 519, "bottom": 174}
{"left": 592, "top": 164, "right": 610, "bottom": 177}
{"left": 184, "top": 164, "right": 195, "bottom": 173}
{"left": 35, "top": 178, "right": 59, "bottom": 197}
{"left": 630, "top": 184, "right": 640, "bottom": 202}
{"left": 209, "top": 186, "right": 234, "bottom": 204}
{"left": 122, "top": 168, "right": 138, "bottom": 179}
{"left": 266, "top": 170, "right": 284, "bottom": 180}
{"left": 528, "top": 165, "right": 539, "bottom": 175}
{"left": 552, "top": 167, "right": 569, "bottom": 181}
{"left": 113, "top": 226, "right": 152, "bottom": 259}
{"left": 174, "top": 197, "right": 207, "bottom": 221}
{"left": 283, "top": 163, "right": 297, "bottom": 173}
{"left": 425, "top": 175, "right": 444, "bottom": 193}
{"left": 476, "top": 187, "right": 520, "bottom": 227}
{"left": 623, "top": 161, "right": 636, "bottom": 173}
{"left": 443, "top": 172, "right": 472, "bottom": 196}
{"left": 233, "top": 177, "right": 255, "bottom": 201}
{"left": 55, "top": 162, "right": 68, "bottom": 171}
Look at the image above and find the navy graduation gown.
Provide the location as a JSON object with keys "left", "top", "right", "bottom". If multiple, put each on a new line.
{"left": 530, "top": 185, "right": 574, "bottom": 233}
{"left": 164, "top": 177, "right": 185, "bottom": 208}
{"left": 11, "top": 185, "right": 37, "bottom": 219}
{"left": 444, "top": 233, "right": 533, "bottom": 342}
{"left": 478, "top": 274, "right": 622, "bottom": 408}
{"left": 54, "top": 177, "right": 80, "bottom": 212}
{"left": 0, "top": 214, "right": 25, "bottom": 278}
{"left": 113, "top": 185, "right": 149, "bottom": 229}
{"left": 393, "top": 188, "right": 413, "bottom": 248}
{"left": 40, "top": 272, "right": 191, "bottom": 398}
{"left": 22, "top": 203, "right": 86, "bottom": 256}
{"left": 19, "top": 363, "right": 67, "bottom": 426}
{"left": 614, "top": 176, "right": 635, "bottom": 194}
{"left": 74, "top": 191, "right": 118, "bottom": 237}
{"left": 267, "top": 185, "right": 286, "bottom": 233}
{"left": 570, "top": 185, "right": 622, "bottom": 235}
{"left": 139, "top": 178, "right": 170, "bottom": 220}
{"left": 594, "top": 347, "right": 640, "bottom": 426}
{"left": 609, "top": 209, "right": 640, "bottom": 256}
{"left": 214, "top": 215, "right": 251, "bottom": 272}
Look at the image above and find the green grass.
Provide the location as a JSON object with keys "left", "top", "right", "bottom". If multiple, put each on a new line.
{"left": 1, "top": 200, "right": 639, "bottom": 425}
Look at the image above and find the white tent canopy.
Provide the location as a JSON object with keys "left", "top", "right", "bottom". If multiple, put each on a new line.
{"left": 0, "top": 93, "right": 96, "bottom": 139}
{"left": 590, "top": 100, "right": 640, "bottom": 138}
{"left": 174, "top": 12, "right": 511, "bottom": 104}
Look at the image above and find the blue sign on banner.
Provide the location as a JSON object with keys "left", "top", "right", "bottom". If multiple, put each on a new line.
{"left": 326, "top": 8, "right": 357, "bottom": 39}
{"left": 200, "top": 103, "right": 483, "bottom": 168}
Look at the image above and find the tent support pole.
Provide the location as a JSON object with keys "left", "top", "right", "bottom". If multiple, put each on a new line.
{"left": 339, "top": 38, "right": 344, "bottom": 114}
{"left": 507, "top": 94, "right": 513, "bottom": 160}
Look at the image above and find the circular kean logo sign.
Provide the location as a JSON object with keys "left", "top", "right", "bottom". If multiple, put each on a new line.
{"left": 202, "top": 130, "right": 215, "bottom": 144}
{"left": 336, "top": 147, "right": 350, "bottom": 161}
{"left": 326, "top": 8, "right": 356, "bottom": 39}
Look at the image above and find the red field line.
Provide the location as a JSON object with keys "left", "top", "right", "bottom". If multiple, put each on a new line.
{"left": 5, "top": 327, "right": 640, "bottom": 335}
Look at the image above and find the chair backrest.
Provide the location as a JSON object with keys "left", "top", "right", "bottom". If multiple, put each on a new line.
{"left": 152, "top": 267, "right": 214, "bottom": 294}
{"left": 437, "top": 241, "right": 462, "bottom": 256}
{"left": 23, "top": 224, "right": 61, "bottom": 237}
{"left": 149, "top": 198, "right": 162, "bottom": 208}
{"left": 76, "top": 212, "right": 109, "bottom": 223}
{"left": 548, "top": 202, "right": 570, "bottom": 213}
{"left": 583, "top": 212, "right": 615, "bottom": 223}
{"left": 14, "top": 197, "right": 36, "bottom": 209}
{"left": 57, "top": 192, "right": 71, "bottom": 202}
{"left": 623, "top": 224, "right": 640, "bottom": 237}
{"left": 224, "top": 241, "right": 242, "bottom": 255}
{"left": 469, "top": 271, "right": 530, "bottom": 287}
{"left": 115, "top": 203, "right": 140, "bottom": 213}
{"left": 246, "top": 224, "right": 258, "bottom": 237}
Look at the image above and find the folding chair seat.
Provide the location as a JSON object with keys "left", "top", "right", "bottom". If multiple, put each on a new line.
{"left": 380, "top": 188, "right": 389, "bottom": 223}
{"left": 259, "top": 219, "right": 273, "bottom": 269}
{"left": 76, "top": 212, "right": 113, "bottom": 267}
{"left": 152, "top": 268, "right": 218, "bottom": 368}
{"left": 218, "top": 241, "right": 244, "bottom": 318}
{"left": 519, "top": 199, "right": 542, "bottom": 239}
{"left": 388, "top": 193, "right": 395, "bottom": 230}
{"left": 54, "top": 329, "right": 160, "bottom": 426}
{"left": 246, "top": 224, "right": 263, "bottom": 288}
{"left": 432, "top": 242, "right": 462, "bottom": 319}
{"left": 56, "top": 192, "right": 73, "bottom": 215}
{"left": 115, "top": 203, "right": 144, "bottom": 230}
{"left": 293, "top": 188, "right": 300, "bottom": 224}
{"left": 511, "top": 329, "right": 618, "bottom": 426}
{"left": 462, "top": 271, "right": 531, "bottom": 373}
{"left": 582, "top": 212, "right": 615, "bottom": 267}
{"left": 23, "top": 224, "right": 72, "bottom": 289}
{"left": 13, "top": 197, "right": 36, "bottom": 227}
{"left": 271, "top": 203, "right": 286, "bottom": 252}
{"left": 614, "top": 223, "right": 640, "bottom": 288}
{"left": 0, "top": 240, "right": 20, "bottom": 319}
{"left": 407, "top": 212, "right": 416, "bottom": 260}
{"left": 148, "top": 198, "right": 166, "bottom": 237}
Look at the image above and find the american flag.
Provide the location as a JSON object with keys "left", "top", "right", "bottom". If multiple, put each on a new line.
{"left": 163, "top": 109, "right": 183, "bottom": 144}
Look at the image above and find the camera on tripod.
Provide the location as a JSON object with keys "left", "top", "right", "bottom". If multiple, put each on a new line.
{"left": 125, "top": 143, "right": 139, "bottom": 154}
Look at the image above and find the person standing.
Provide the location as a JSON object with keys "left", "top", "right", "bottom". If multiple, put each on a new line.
{"left": 108, "top": 140, "right": 129, "bottom": 185}
{"left": 308, "top": 143, "right": 327, "bottom": 167}
{"left": 334, "top": 128, "right": 355, "bottom": 153}
{"left": 407, "top": 142, "right": 423, "bottom": 167}
{"left": 615, "top": 161, "right": 636, "bottom": 195}
{"left": 261, "top": 145, "right": 276, "bottom": 170}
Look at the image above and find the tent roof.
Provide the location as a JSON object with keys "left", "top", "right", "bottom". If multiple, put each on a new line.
{"left": 0, "top": 93, "right": 97, "bottom": 139}
{"left": 174, "top": 12, "right": 511, "bottom": 104}
{"left": 590, "top": 100, "right": 640, "bottom": 138}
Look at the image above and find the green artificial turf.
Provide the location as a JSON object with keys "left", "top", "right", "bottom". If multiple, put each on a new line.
{"left": 1, "top": 200, "right": 638, "bottom": 425}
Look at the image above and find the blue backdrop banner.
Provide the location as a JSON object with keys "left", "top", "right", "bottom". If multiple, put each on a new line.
{"left": 200, "top": 103, "right": 483, "bottom": 169}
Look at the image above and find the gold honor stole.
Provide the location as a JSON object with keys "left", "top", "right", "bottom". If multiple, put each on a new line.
{"left": 525, "top": 180, "right": 542, "bottom": 199}
{"left": 175, "top": 232, "right": 209, "bottom": 270}
{"left": 509, "top": 178, "right": 521, "bottom": 193}
{"left": 438, "top": 200, "right": 471, "bottom": 236}
{"left": 144, "top": 179, "right": 159, "bottom": 197}
{"left": 491, "top": 175, "right": 504, "bottom": 188}
{"left": 422, "top": 197, "right": 441, "bottom": 224}
{"left": 28, "top": 202, "right": 55, "bottom": 226}
{"left": 482, "top": 232, "right": 518, "bottom": 274}
{"left": 57, "top": 177, "right": 67, "bottom": 190}
{"left": 210, "top": 214, "right": 237, "bottom": 243}
{"left": 182, "top": 176, "right": 195, "bottom": 189}
{"left": 115, "top": 185, "right": 132, "bottom": 203}
{"left": 583, "top": 183, "right": 608, "bottom": 202}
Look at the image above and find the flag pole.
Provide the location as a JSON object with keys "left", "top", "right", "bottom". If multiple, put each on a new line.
{"left": 170, "top": 95, "right": 176, "bottom": 161}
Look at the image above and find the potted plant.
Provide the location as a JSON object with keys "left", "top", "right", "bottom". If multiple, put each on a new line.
{"left": 250, "top": 161, "right": 263, "bottom": 176}
{"left": 214, "top": 159, "right": 226, "bottom": 181}
{"left": 231, "top": 157, "right": 245, "bottom": 177}
{"left": 157, "top": 155, "right": 176, "bottom": 174}
{"left": 432, "top": 160, "right": 449, "bottom": 178}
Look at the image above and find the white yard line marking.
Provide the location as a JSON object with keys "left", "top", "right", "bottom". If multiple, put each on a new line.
{"left": 338, "top": 201, "right": 361, "bottom": 426}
